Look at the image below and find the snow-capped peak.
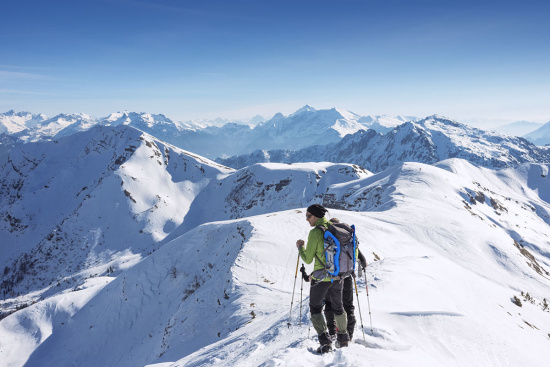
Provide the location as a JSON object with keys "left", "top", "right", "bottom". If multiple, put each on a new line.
{"left": 333, "top": 107, "right": 361, "bottom": 121}
{"left": 0, "top": 110, "right": 47, "bottom": 134}
{"left": 290, "top": 104, "right": 317, "bottom": 116}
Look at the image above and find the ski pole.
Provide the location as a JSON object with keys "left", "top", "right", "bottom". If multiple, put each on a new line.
{"left": 352, "top": 273, "right": 366, "bottom": 343}
{"left": 363, "top": 271, "right": 374, "bottom": 335}
{"left": 300, "top": 264, "right": 304, "bottom": 326}
{"left": 287, "top": 252, "right": 300, "bottom": 327}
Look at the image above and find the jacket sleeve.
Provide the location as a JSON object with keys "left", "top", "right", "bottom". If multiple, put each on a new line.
{"left": 299, "top": 227, "right": 324, "bottom": 266}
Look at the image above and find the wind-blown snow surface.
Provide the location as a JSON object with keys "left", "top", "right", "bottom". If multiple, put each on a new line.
{"left": 3, "top": 159, "right": 549, "bottom": 367}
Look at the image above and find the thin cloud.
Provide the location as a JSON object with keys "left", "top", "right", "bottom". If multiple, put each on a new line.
{"left": 0, "top": 89, "right": 60, "bottom": 96}
{"left": 0, "top": 64, "right": 50, "bottom": 71}
{"left": 0, "top": 70, "right": 48, "bottom": 81}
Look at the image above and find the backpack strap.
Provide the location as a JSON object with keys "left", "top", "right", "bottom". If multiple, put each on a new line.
{"left": 315, "top": 225, "right": 327, "bottom": 233}
{"left": 314, "top": 253, "right": 326, "bottom": 267}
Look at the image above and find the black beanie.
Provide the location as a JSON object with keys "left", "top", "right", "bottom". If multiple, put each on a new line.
{"left": 307, "top": 204, "right": 327, "bottom": 218}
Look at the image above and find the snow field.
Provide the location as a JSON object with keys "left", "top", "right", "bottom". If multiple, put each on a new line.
{"left": 1, "top": 157, "right": 550, "bottom": 366}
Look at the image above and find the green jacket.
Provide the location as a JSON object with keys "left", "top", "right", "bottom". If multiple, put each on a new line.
{"left": 299, "top": 217, "right": 332, "bottom": 282}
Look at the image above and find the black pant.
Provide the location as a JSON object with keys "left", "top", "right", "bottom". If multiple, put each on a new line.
{"left": 325, "top": 276, "right": 355, "bottom": 335}
{"left": 309, "top": 278, "right": 344, "bottom": 316}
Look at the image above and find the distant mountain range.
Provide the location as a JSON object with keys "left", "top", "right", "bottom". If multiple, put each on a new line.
{"left": 217, "top": 115, "right": 550, "bottom": 172}
{"left": 492, "top": 120, "right": 544, "bottom": 137}
{"left": 0, "top": 107, "right": 418, "bottom": 159}
{"left": 524, "top": 121, "right": 550, "bottom": 146}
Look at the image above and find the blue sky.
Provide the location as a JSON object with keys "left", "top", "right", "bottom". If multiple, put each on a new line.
{"left": 1, "top": 0, "right": 549, "bottom": 125}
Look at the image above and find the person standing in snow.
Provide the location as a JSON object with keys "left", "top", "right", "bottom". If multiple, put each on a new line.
{"left": 296, "top": 204, "right": 349, "bottom": 352}
{"left": 323, "top": 217, "right": 367, "bottom": 342}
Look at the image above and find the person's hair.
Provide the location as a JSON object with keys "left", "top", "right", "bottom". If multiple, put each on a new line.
{"left": 329, "top": 218, "right": 339, "bottom": 223}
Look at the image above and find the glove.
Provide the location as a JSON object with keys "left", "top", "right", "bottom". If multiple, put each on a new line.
{"left": 300, "top": 264, "right": 310, "bottom": 282}
{"left": 358, "top": 250, "right": 367, "bottom": 270}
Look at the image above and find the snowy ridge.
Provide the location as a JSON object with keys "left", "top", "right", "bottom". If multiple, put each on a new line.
{"left": 167, "top": 162, "right": 372, "bottom": 238}
{"left": 3, "top": 158, "right": 549, "bottom": 366}
{"left": 218, "top": 115, "right": 550, "bottom": 172}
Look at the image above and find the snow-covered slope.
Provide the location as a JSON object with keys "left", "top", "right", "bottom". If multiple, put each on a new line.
{"left": 15, "top": 113, "right": 97, "bottom": 143}
{"left": 0, "top": 111, "right": 46, "bottom": 134}
{"left": 4, "top": 159, "right": 549, "bottom": 367}
{"left": 524, "top": 121, "right": 550, "bottom": 146}
{"left": 0, "top": 134, "right": 17, "bottom": 164}
{"left": 218, "top": 115, "right": 550, "bottom": 172}
{"left": 0, "top": 125, "right": 232, "bottom": 309}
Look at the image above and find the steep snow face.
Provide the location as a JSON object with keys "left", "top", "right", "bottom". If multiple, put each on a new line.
{"left": 218, "top": 116, "right": 550, "bottom": 172}
{"left": 524, "top": 121, "right": 550, "bottom": 146}
{"left": 0, "top": 134, "right": 17, "bottom": 163}
{"left": 10, "top": 158, "right": 550, "bottom": 367}
{"left": 0, "top": 111, "right": 46, "bottom": 134}
{"left": 0, "top": 125, "right": 232, "bottom": 308}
